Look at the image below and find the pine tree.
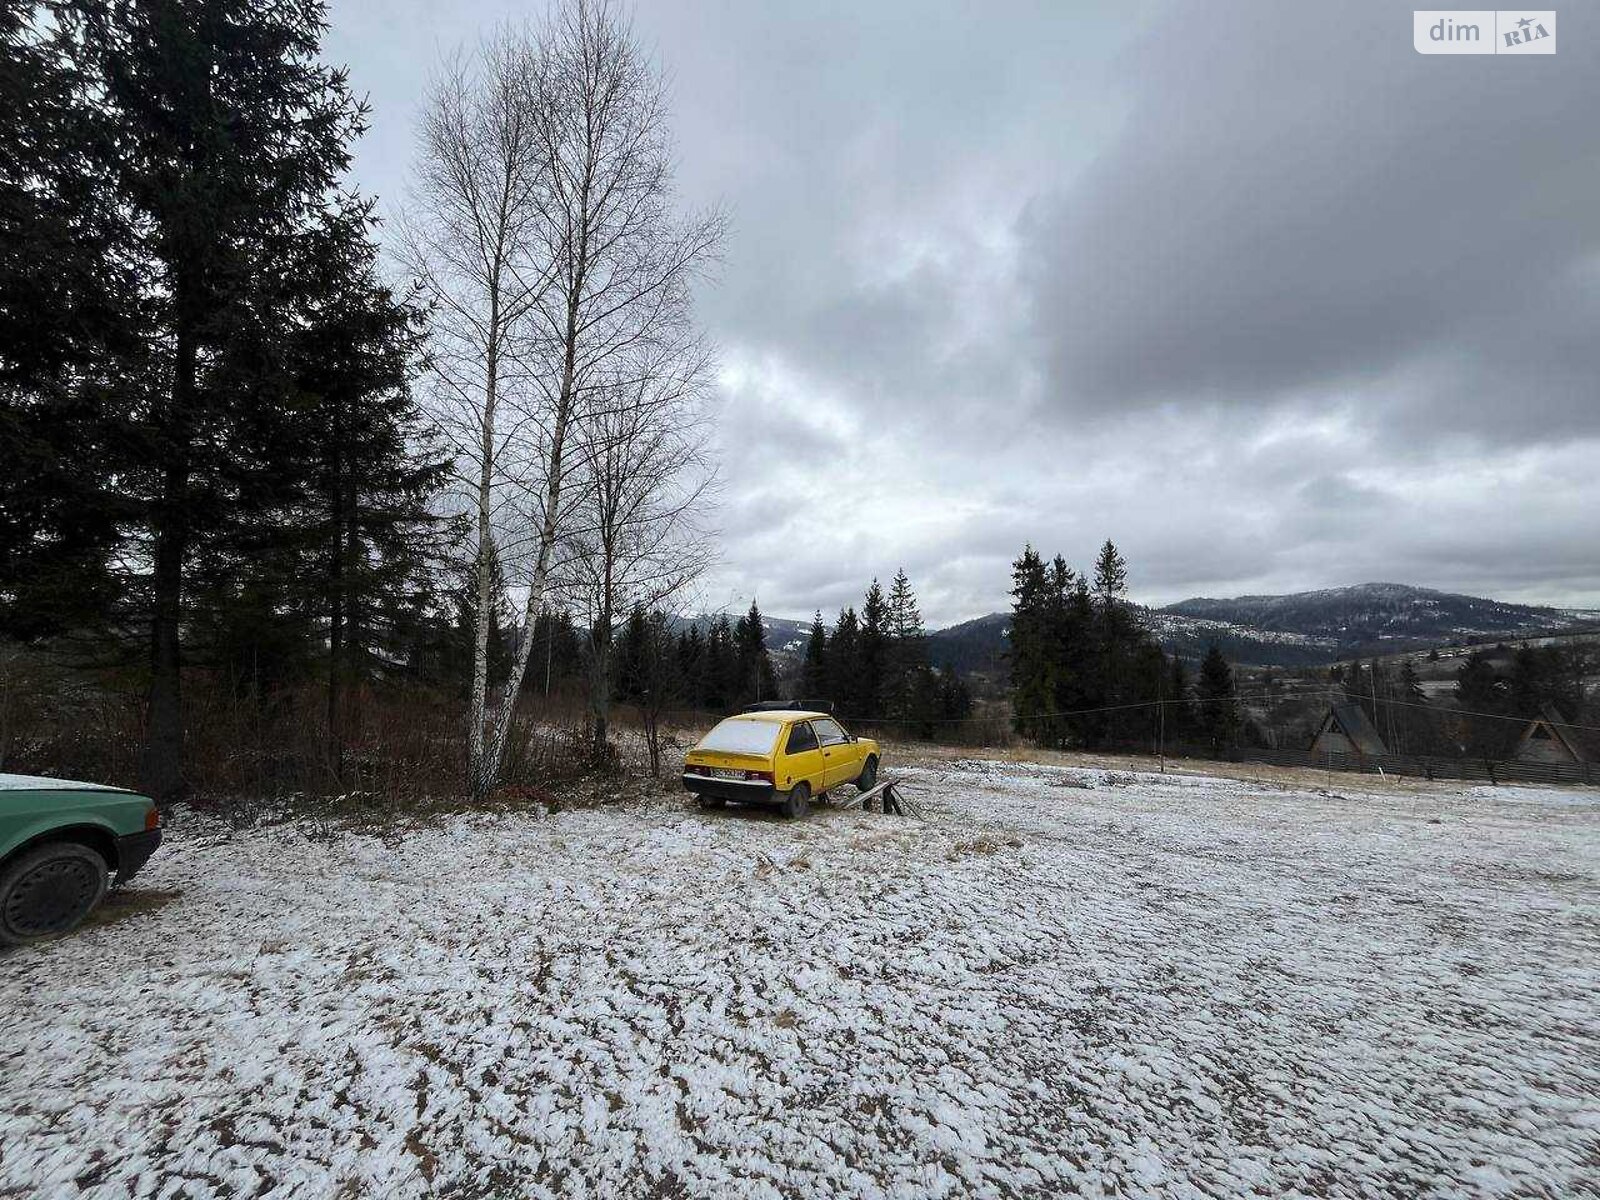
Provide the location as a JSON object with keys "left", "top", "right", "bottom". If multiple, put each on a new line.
{"left": 59, "top": 0, "right": 379, "bottom": 799}
{"left": 675, "top": 624, "right": 705, "bottom": 709}
{"left": 1455, "top": 649, "right": 1511, "bottom": 759}
{"left": 1166, "top": 655, "right": 1194, "bottom": 744}
{"left": 857, "top": 581, "right": 889, "bottom": 720}
{"left": 1394, "top": 658, "right": 1432, "bottom": 755}
{"left": 704, "top": 615, "right": 738, "bottom": 711}
{"left": 883, "top": 568, "right": 928, "bottom": 721}
{"left": 0, "top": 4, "right": 133, "bottom": 637}
{"left": 801, "top": 611, "right": 828, "bottom": 699}
{"left": 276, "top": 205, "right": 444, "bottom": 770}
{"left": 1399, "top": 659, "right": 1426, "bottom": 705}
{"left": 935, "top": 669, "right": 973, "bottom": 722}
{"left": 1092, "top": 539, "right": 1128, "bottom": 609}
{"left": 733, "top": 601, "right": 776, "bottom": 705}
{"left": 519, "top": 605, "right": 580, "bottom": 699}
{"left": 1008, "top": 546, "right": 1058, "bottom": 745}
{"left": 612, "top": 608, "right": 650, "bottom": 706}
{"left": 830, "top": 607, "right": 860, "bottom": 716}
{"left": 1196, "top": 643, "right": 1240, "bottom": 753}
{"left": 1055, "top": 565, "right": 1098, "bottom": 745}
{"left": 1091, "top": 539, "right": 1132, "bottom": 746}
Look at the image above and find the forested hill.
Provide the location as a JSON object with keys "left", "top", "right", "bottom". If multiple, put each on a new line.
{"left": 912, "top": 583, "right": 1600, "bottom": 671}
{"left": 1160, "top": 583, "right": 1598, "bottom": 649}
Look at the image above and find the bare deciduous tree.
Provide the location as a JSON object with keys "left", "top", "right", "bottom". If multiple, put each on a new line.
{"left": 396, "top": 31, "right": 549, "bottom": 794}
{"left": 476, "top": 0, "right": 725, "bottom": 796}
{"left": 563, "top": 334, "right": 718, "bottom": 755}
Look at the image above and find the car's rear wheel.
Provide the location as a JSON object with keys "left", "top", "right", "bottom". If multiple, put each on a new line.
{"left": 0, "top": 842, "right": 110, "bottom": 947}
{"left": 782, "top": 782, "right": 810, "bottom": 819}
{"left": 856, "top": 755, "right": 879, "bottom": 793}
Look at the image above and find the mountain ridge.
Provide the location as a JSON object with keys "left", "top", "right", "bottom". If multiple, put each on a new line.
{"left": 694, "top": 583, "right": 1600, "bottom": 671}
{"left": 923, "top": 582, "right": 1600, "bottom": 671}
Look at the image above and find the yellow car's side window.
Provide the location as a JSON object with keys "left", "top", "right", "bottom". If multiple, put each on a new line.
{"left": 812, "top": 718, "right": 848, "bottom": 746}
{"left": 785, "top": 721, "right": 820, "bottom": 755}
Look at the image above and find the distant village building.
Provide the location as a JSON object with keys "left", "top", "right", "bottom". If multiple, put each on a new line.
{"left": 1309, "top": 702, "right": 1389, "bottom": 759}
{"left": 1513, "top": 703, "right": 1589, "bottom": 765}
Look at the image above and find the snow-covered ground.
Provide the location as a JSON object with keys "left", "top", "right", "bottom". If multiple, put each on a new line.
{"left": 3, "top": 760, "right": 1597, "bottom": 1198}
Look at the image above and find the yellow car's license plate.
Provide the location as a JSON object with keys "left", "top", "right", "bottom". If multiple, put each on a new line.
{"left": 710, "top": 767, "right": 744, "bottom": 780}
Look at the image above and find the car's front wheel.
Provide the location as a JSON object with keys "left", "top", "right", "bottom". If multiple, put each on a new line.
{"left": 782, "top": 782, "right": 810, "bottom": 819}
{"left": 856, "top": 755, "right": 879, "bottom": 793}
{"left": 0, "top": 842, "right": 110, "bottom": 947}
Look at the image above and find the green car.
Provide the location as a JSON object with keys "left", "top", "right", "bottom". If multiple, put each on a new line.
{"left": 0, "top": 773, "right": 162, "bottom": 947}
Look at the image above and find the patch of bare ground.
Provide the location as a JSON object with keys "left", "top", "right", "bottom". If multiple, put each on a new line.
{"left": 82, "top": 886, "right": 183, "bottom": 932}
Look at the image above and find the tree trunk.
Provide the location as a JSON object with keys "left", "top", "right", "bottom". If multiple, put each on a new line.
{"left": 141, "top": 489, "right": 185, "bottom": 801}
{"left": 467, "top": 308, "right": 500, "bottom": 798}
{"left": 478, "top": 320, "right": 577, "bottom": 797}
{"left": 477, "top": 232, "right": 586, "bottom": 799}
{"left": 327, "top": 423, "right": 346, "bottom": 786}
{"left": 590, "top": 610, "right": 611, "bottom": 757}
{"left": 140, "top": 306, "right": 196, "bottom": 802}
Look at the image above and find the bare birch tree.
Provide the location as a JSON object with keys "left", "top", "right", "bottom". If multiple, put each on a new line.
{"left": 396, "top": 31, "right": 550, "bottom": 793}
{"left": 477, "top": 0, "right": 725, "bottom": 797}
{"left": 564, "top": 333, "right": 718, "bottom": 755}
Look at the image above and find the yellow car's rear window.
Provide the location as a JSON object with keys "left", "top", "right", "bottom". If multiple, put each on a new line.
{"left": 696, "top": 718, "right": 781, "bottom": 755}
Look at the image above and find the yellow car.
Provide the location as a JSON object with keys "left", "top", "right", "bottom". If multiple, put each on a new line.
{"left": 682, "top": 707, "right": 880, "bottom": 818}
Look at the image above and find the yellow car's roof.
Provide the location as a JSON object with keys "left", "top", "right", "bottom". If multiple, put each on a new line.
{"left": 724, "top": 709, "right": 830, "bottom": 724}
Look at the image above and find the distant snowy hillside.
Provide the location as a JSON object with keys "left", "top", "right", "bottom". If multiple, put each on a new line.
{"left": 921, "top": 583, "right": 1600, "bottom": 669}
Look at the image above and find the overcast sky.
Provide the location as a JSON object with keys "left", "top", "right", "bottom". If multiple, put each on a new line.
{"left": 327, "top": 0, "right": 1600, "bottom": 627}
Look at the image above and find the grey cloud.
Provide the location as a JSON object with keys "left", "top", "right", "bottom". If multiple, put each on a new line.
{"left": 329, "top": 0, "right": 1600, "bottom": 625}
{"left": 1023, "top": 0, "right": 1600, "bottom": 439}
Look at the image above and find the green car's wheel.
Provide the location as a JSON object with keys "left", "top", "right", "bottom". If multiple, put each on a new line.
{"left": 856, "top": 755, "right": 879, "bottom": 793}
{"left": 0, "top": 842, "right": 109, "bottom": 946}
{"left": 782, "top": 782, "right": 811, "bottom": 819}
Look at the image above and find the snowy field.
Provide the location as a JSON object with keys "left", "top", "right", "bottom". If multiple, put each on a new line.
{"left": 3, "top": 760, "right": 1598, "bottom": 1199}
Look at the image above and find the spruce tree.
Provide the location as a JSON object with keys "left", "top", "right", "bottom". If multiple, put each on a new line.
{"left": 1196, "top": 642, "right": 1240, "bottom": 753}
{"left": 733, "top": 601, "right": 776, "bottom": 705}
{"left": 1092, "top": 539, "right": 1128, "bottom": 608}
{"left": 858, "top": 580, "right": 889, "bottom": 720}
{"left": 0, "top": 4, "right": 133, "bottom": 637}
{"left": 801, "top": 611, "right": 828, "bottom": 699}
{"left": 1053, "top": 558, "right": 1097, "bottom": 744}
{"left": 276, "top": 204, "right": 443, "bottom": 768}
{"left": 1091, "top": 539, "right": 1131, "bottom": 746}
{"left": 1166, "top": 655, "right": 1194, "bottom": 744}
{"left": 704, "top": 615, "right": 737, "bottom": 711}
{"left": 936, "top": 669, "right": 973, "bottom": 722}
{"left": 830, "top": 607, "right": 860, "bottom": 716}
{"left": 884, "top": 568, "right": 929, "bottom": 721}
{"left": 1455, "top": 649, "right": 1512, "bottom": 758}
{"left": 58, "top": 0, "right": 379, "bottom": 798}
{"left": 676, "top": 625, "right": 705, "bottom": 709}
{"left": 1008, "top": 546, "right": 1057, "bottom": 745}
